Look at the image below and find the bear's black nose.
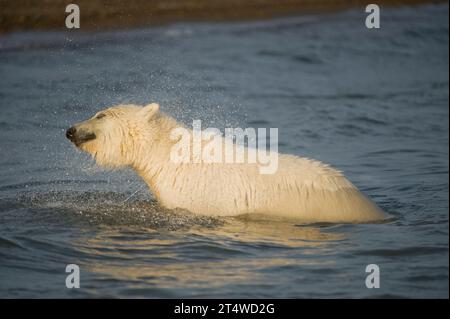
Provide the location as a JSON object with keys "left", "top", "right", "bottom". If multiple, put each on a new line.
{"left": 66, "top": 127, "right": 76, "bottom": 140}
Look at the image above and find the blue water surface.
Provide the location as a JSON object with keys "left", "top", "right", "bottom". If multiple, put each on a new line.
{"left": 0, "top": 4, "right": 448, "bottom": 298}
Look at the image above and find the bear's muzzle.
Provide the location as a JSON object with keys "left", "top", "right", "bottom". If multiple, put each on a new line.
{"left": 66, "top": 126, "right": 96, "bottom": 146}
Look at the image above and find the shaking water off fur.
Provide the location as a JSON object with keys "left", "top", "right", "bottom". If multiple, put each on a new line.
{"left": 1, "top": 5, "right": 447, "bottom": 298}
{"left": 66, "top": 103, "right": 387, "bottom": 223}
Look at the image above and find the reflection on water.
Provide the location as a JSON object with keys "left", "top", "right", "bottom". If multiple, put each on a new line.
{"left": 76, "top": 205, "right": 346, "bottom": 296}
{"left": 5, "top": 191, "right": 347, "bottom": 297}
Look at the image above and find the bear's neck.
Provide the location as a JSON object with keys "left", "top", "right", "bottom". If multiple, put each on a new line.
{"left": 131, "top": 112, "right": 182, "bottom": 188}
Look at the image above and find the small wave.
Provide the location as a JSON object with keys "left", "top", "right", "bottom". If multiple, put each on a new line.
{"left": 354, "top": 246, "right": 448, "bottom": 257}
{"left": 0, "top": 236, "right": 25, "bottom": 249}
{"left": 351, "top": 116, "right": 388, "bottom": 126}
{"left": 292, "top": 54, "right": 323, "bottom": 65}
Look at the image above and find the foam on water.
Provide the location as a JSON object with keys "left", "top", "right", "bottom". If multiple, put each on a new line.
{"left": 12, "top": 191, "right": 223, "bottom": 230}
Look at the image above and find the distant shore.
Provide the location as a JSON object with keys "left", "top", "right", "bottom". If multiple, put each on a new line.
{"left": 0, "top": 0, "right": 445, "bottom": 34}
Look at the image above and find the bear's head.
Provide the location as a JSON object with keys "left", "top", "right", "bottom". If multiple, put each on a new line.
{"left": 66, "top": 103, "right": 160, "bottom": 168}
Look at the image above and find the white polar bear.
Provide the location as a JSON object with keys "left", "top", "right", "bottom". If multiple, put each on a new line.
{"left": 66, "top": 103, "right": 387, "bottom": 223}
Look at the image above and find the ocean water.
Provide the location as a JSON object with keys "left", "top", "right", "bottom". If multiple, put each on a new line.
{"left": 0, "top": 4, "right": 448, "bottom": 298}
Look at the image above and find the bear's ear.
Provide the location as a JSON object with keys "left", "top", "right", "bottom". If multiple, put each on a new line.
{"left": 140, "top": 103, "right": 159, "bottom": 121}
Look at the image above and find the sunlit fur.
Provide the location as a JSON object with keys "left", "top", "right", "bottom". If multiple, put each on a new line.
{"left": 71, "top": 103, "right": 387, "bottom": 223}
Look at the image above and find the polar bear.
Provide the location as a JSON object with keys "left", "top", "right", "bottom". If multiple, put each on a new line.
{"left": 66, "top": 103, "right": 386, "bottom": 223}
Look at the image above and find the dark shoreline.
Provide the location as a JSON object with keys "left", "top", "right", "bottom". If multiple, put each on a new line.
{"left": 0, "top": 0, "right": 445, "bottom": 34}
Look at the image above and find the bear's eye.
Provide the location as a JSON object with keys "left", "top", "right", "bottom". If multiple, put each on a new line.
{"left": 96, "top": 113, "right": 106, "bottom": 120}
